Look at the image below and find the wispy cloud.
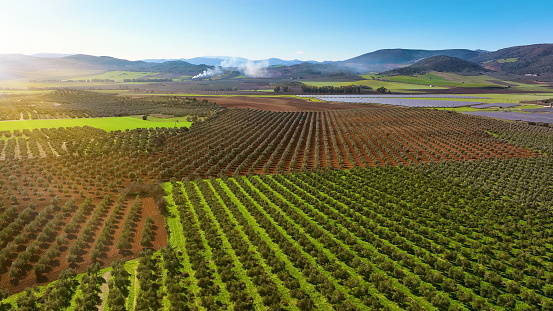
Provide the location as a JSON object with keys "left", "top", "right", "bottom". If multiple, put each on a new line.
{"left": 295, "top": 51, "right": 305, "bottom": 54}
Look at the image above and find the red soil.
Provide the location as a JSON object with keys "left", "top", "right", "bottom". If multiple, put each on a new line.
{"left": 153, "top": 108, "right": 540, "bottom": 181}
{"left": 200, "top": 96, "right": 369, "bottom": 111}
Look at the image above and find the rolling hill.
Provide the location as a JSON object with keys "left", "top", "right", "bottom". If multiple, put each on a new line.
{"left": 473, "top": 43, "right": 553, "bottom": 75}
{"left": 381, "top": 55, "right": 488, "bottom": 76}
{"left": 267, "top": 62, "right": 359, "bottom": 79}
{"left": 62, "top": 54, "right": 149, "bottom": 69}
{"left": 339, "top": 48, "right": 482, "bottom": 72}
{"left": 131, "top": 61, "right": 212, "bottom": 76}
{"left": 0, "top": 54, "right": 103, "bottom": 80}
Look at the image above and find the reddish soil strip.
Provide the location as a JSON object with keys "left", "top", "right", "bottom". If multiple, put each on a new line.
{"left": 200, "top": 96, "right": 369, "bottom": 111}
{"left": 153, "top": 108, "right": 540, "bottom": 180}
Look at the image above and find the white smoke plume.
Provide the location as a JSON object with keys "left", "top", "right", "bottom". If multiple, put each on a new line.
{"left": 221, "top": 58, "right": 271, "bottom": 78}
{"left": 192, "top": 66, "right": 224, "bottom": 79}
{"left": 192, "top": 58, "right": 271, "bottom": 79}
{"left": 240, "top": 60, "right": 270, "bottom": 78}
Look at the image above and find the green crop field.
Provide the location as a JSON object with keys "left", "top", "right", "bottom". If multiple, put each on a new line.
{"left": 497, "top": 58, "right": 518, "bottom": 63}
{"left": 501, "top": 82, "right": 553, "bottom": 92}
{"left": 0, "top": 116, "right": 192, "bottom": 133}
{"left": 394, "top": 94, "right": 551, "bottom": 105}
{"left": 303, "top": 72, "right": 553, "bottom": 93}
{"left": 432, "top": 104, "right": 542, "bottom": 112}
{"left": 143, "top": 115, "right": 198, "bottom": 122}
{"left": 361, "top": 72, "right": 552, "bottom": 92}
{"left": 304, "top": 79, "right": 447, "bottom": 93}
{"left": 66, "top": 71, "right": 159, "bottom": 82}
{"left": 423, "top": 93, "right": 552, "bottom": 104}
{"left": 378, "top": 73, "right": 503, "bottom": 88}
{"left": 433, "top": 104, "right": 545, "bottom": 113}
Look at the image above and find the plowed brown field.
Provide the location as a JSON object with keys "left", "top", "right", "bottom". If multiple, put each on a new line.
{"left": 148, "top": 108, "right": 538, "bottom": 180}
{"left": 200, "top": 96, "right": 372, "bottom": 111}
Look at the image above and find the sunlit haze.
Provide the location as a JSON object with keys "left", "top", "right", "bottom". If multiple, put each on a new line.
{"left": 1, "top": 0, "right": 552, "bottom": 61}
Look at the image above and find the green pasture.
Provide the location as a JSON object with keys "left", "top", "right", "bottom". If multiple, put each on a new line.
{"left": 432, "top": 106, "right": 483, "bottom": 112}
{"left": 307, "top": 71, "right": 547, "bottom": 91}
{"left": 65, "top": 71, "right": 159, "bottom": 82}
{"left": 378, "top": 73, "right": 502, "bottom": 88}
{"left": 424, "top": 94, "right": 549, "bottom": 112}
{"left": 499, "top": 81, "right": 553, "bottom": 92}
{"left": 142, "top": 115, "right": 186, "bottom": 122}
{"left": 172, "top": 75, "right": 193, "bottom": 81}
{"left": 139, "top": 115, "right": 208, "bottom": 122}
{"left": 0, "top": 116, "right": 192, "bottom": 133}
{"left": 418, "top": 93, "right": 552, "bottom": 104}
{"left": 433, "top": 104, "right": 544, "bottom": 113}
{"left": 497, "top": 58, "right": 518, "bottom": 63}
{"left": 303, "top": 79, "right": 447, "bottom": 93}
{"left": 370, "top": 72, "right": 551, "bottom": 92}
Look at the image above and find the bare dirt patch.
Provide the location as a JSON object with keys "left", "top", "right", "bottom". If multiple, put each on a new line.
{"left": 200, "top": 96, "right": 369, "bottom": 111}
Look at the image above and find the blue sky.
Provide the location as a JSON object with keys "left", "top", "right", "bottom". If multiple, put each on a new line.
{"left": 0, "top": 0, "right": 551, "bottom": 61}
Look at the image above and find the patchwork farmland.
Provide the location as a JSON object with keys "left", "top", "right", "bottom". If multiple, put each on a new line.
{"left": 0, "top": 90, "right": 552, "bottom": 310}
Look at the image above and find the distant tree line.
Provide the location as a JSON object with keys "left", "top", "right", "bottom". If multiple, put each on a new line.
{"left": 300, "top": 84, "right": 370, "bottom": 94}
{"left": 273, "top": 81, "right": 305, "bottom": 93}
{"left": 376, "top": 86, "right": 391, "bottom": 94}
{"left": 273, "top": 85, "right": 290, "bottom": 92}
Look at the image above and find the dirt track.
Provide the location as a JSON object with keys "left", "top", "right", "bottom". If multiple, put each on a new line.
{"left": 200, "top": 96, "right": 368, "bottom": 111}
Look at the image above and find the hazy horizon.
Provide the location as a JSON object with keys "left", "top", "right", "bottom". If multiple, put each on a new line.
{"left": 1, "top": 0, "right": 552, "bottom": 62}
{"left": 8, "top": 43, "right": 553, "bottom": 65}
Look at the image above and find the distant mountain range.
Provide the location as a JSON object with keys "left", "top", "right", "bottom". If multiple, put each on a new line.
{"left": 1, "top": 43, "right": 552, "bottom": 81}
{"left": 28, "top": 54, "right": 324, "bottom": 67}
{"left": 141, "top": 56, "right": 327, "bottom": 67}
{"left": 31, "top": 53, "right": 75, "bottom": 58}
{"left": 64, "top": 54, "right": 149, "bottom": 68}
